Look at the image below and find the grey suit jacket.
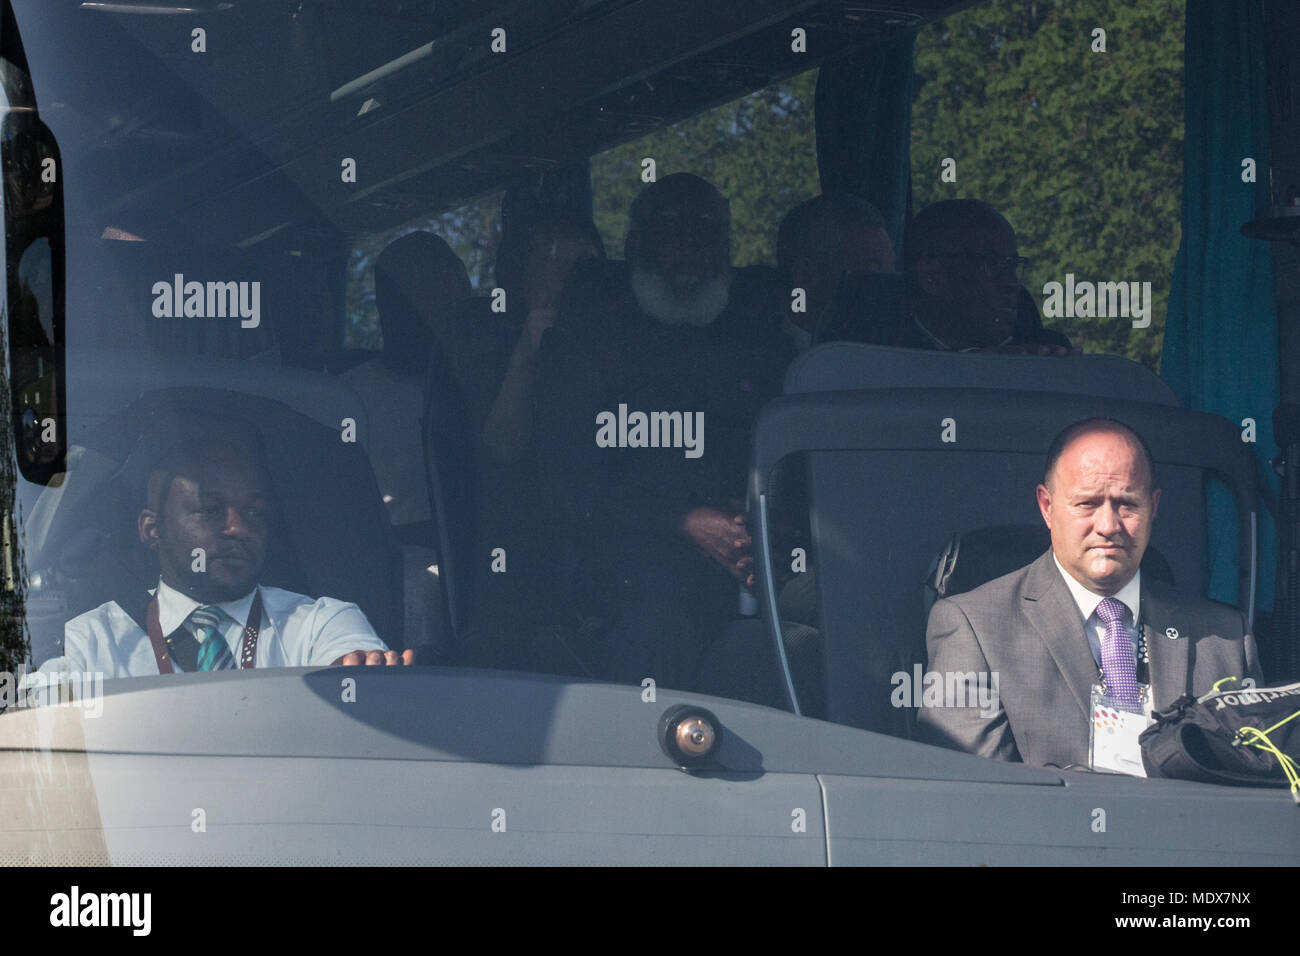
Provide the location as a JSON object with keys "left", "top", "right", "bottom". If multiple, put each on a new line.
{"left": 917, "top": 549, "right": 1263, "bottom": 769}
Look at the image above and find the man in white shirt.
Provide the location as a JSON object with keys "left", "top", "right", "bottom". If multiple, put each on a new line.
{"left": 917, "top": 417, "right": 1261, "bottom": 768}
{"left": 39, "top": 435, "right": 412, "bottom": 679}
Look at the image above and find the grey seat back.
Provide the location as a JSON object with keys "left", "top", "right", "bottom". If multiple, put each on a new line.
{"left": 750, "top": 386, "right": 1257, "bottom": 737}
{"left": 925, "top": 523, "right": 1176, "bottom": 617}
{"left": 813, "top": 272, "right": 1073, "bottom": 351}
{"left": 66, "top": 234, "right": 279, "bottom": 359}
{"left": 62, "top": 348, "right": 368, "bottom": 450}
{"left": 785, "top": 342, "right": 1178, "bottom": 405}
{"left": 26, "top": 388, "right": 404, "bottom": 664}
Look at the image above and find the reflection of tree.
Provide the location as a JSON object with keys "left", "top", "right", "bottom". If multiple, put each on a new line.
{"left": 3, "top": 140, "right": 53, "bottom": 219}
{"left": 10, "top": 285, "right": 56, "bottom": 468}
{"left": 341, "top": 71, "right": 822, "bottom": 349}
{"left": 911, "top": 0, "right": 1183, "bottom": 370}
{"left": 590, "top": 70, "right": 821, "bottom": 269}
{"left": 14, "top": 286, "right": 49, "bottom": 343}
{"left": 343, "top": 2, "right": 1183, "bottom": 373}
{"left": 0, "top": 315, "right": 32, "bottom": 674}
{"left": 16, "top": 240, "right": 54, "bottom": 345}
{"left": 590, "top": 0, "right": 1179, "bottom": 373}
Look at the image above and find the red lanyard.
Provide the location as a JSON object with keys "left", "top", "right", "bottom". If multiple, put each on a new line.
{"left": 145, "top": 591, "right": 263, "bottom": 673}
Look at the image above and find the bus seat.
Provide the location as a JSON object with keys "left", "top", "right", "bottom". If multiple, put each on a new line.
{"left": 749, "top": 387, "right": 1257, "bottom": 736}
{"left": 67, "top": 233, "right": 279, "bottom": 361}
{"left": 62, "top": 230, "right": 367, "bottom": 452}
{"left": 784, "top": 341, "right": 1178, "bottom": 405}
{"left": 813, "top": 271, "right": 1068, "bottom": 351}
{"left": 900, "top": 523, "right": 1178, "bottom": 742}
{"left": 27, "top": 389, "right": 404, "bottom": 661}
{"left": 62, "top": 348, "right": 369, "bottom": 451}
{"left": 921, "top": 522, "right": 1177, "bottom": 626}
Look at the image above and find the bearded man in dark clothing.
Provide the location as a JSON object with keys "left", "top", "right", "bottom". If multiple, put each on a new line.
{"left": 536, "top": 173, "right": 793, "bottom": 689}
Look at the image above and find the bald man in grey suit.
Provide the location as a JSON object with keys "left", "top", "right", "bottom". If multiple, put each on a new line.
{"left": 918, "top": 418, "right": 1262, "bottom": 769}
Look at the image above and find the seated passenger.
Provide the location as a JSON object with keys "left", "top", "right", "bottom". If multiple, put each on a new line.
{"left": 429, "top": 209, "right": 605, "bottom": 670}
{"left": 537, "top": 173, "right": 793, "bottom": 689}
{"left": 775, "top": 193, "right": 896, "bottom": 353}
{"left": 342, "top": 231, "right": 471, "bottom": 528}
{"left": 824, "top": 198, "right": 1073, "bottom": 354}
{"left": 764, "top": 194, "right": 896, "bottom": 626}
{"left": 918, "top": 417, "right": 1262, "bottom": 768}
{"left": 38, "top": 435, "right": 412, "bottom": 678}
{"left": 441, "top": 208, "right": 606, "bottom": 465}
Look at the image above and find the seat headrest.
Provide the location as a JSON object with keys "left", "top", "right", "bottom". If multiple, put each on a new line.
{"left": 927, "top": 523, "right": 1176, "bottom": 603}
{"left": 36, "top": 387, "right": 401, "bottom": 641}
{"left": 783, "top": 342, "right": 1178, "bottom": 404}
{"left": 815, "top": 272, "right": 1057, "bottom": 346}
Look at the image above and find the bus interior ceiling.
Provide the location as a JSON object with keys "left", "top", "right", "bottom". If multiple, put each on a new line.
{"left": 23, "top": 0, "right": 984, "bottom": 251}
{"left": 11, "top": 0, "right": 1295, "bottom": 486}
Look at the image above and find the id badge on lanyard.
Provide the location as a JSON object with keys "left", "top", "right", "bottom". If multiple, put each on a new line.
{"left": 1089, "top": 682, "right": 1154, "bottom": 776}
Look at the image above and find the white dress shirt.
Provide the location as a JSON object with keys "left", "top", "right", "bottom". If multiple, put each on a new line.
{"left": 1052, "top": 555, "right": 1142, "bottom": 670}
{"left": 38, "top": 578, "right": 390, "bottom": 679}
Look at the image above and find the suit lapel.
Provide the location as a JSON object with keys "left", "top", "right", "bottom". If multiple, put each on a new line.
{"left": 1021, "top": 551, "right": 1099, "bottom": 722}
{"left": 1140, "top": 581, "right": 1190, "bottom": 706}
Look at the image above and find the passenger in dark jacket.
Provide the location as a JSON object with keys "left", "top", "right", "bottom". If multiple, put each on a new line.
{"left": 537, "top": 173, "right": 793, "bottom": 689}
{"left": 817, "top": 198, "right": 1074, "bottom": 354}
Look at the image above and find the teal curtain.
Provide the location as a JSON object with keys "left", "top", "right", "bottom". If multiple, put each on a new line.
{"left": 814, "top": 29, "right": 917, "bottom": 251}
{"left": 1163, "top": 0, "right": 1279, "bottom": 610}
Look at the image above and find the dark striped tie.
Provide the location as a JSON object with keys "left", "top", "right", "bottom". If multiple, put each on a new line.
{"left": 191, "top": 606, "right": 236, "bottom": 671}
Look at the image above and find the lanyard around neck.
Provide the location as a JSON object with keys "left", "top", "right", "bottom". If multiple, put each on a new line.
{"left": 145, "top": 590, "right": 263, "bottom": 673}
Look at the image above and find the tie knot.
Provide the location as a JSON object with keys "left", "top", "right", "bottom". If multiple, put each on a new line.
{"left": 190, "top": 606, "right": 224, "bottom": 631}
{"left": 1096, "top": 597, "right": 1131, "bottom": 626}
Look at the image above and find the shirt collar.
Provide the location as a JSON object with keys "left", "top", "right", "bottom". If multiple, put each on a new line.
{"left": 1052, "top": 555, "right": 1141, "bottom": 625}
{"left": 155, "top": 577, "right": 258, "bottom": 636}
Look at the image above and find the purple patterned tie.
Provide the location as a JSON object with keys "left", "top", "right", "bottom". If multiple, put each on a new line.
{"left": 1096, "top": 597, "right": 1141, "bottom": 713}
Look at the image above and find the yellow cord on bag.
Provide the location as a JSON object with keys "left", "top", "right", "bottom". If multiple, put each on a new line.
{"left": 1235, "top": 723, "right": 1300, "bottom": 804}
{"left": 1208, "top": 678, "right": 1299, "bottom": 803}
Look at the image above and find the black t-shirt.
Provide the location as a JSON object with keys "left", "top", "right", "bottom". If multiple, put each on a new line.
{"left": 815, "top": 272, "right": 1073, "bottom": 351}
{"left": 537, "top": 260, "right": 794, "bottom": 541}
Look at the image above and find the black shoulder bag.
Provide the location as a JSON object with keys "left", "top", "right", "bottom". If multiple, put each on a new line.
{"left": 1139, "top": 677, "right": 1300, "bottom": 803}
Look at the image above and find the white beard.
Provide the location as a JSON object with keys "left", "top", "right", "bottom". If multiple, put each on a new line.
{"left": 631, "top": 264, "right": 731, "bottom": 326}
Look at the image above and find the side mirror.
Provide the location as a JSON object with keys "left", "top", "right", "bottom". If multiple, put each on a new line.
{"left": 2, "top": 107, "right": 66, "bottom": 485}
